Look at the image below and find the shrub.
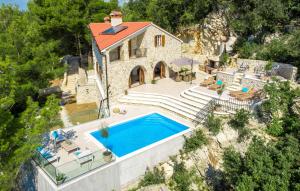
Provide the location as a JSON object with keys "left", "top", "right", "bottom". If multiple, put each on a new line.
{"left": 184, "top": 129, "right": 208, "bottom": 153}
{"left": 170, "top": 160, "right": 192, "bottom": 191}
{"left": 151, "top": 79, "right": 157, "bottom": 84}
{"left": 266, "top": 118, "right": 284, "bottom": 136}
{"left": 229, "top": 109, "right": 251, "bottom": 142}
{"left": 229, "top": 109, "right": 250, "bottom": 130}
{"left": 139, "top": 167, "right": 165, "bottom": 187}
{"left": 205, "top": 113, "right": 222, "bottom": 135}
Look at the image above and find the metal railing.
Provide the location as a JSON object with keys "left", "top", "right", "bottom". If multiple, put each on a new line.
{"left": 214, "top": 98, "right": 254, "bottom": 112}
{"left": 193, "top": 99, "right": 216, "bottom": 125}
{"left": 33, "top": 149, "right": 115, "bottom": 185}
{"left": 193, "top": 97, "right": 255, "bottom": 126}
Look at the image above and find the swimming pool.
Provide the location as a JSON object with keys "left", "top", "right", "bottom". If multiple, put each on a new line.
{"left": 90, "top": 113, "right": 189, "bottom": 157}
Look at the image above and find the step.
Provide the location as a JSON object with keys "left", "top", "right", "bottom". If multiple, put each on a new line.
{"left": 188, "top": 88, "right": 219, "bottom": 100}
{"left": 122, "top": 95, "right": 200, "bottom": 116}
{"left": 180, "top": 91, "right": 210, "bottom": 105}
{"left": 231, "top": 82, "right": 241, "bottom": 86}
{"left": 129, "top": 92, "right": 204, "bottom": 111}
{"left": 119, "top": 98, "right": 200, "bottom": 121}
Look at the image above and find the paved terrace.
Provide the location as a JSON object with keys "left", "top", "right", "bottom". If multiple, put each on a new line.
{"left": 128, "top": 77, "right": 233, "bottom": 100}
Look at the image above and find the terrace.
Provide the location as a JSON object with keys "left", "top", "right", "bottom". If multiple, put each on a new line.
{"left": 34, "top": 104, "right": 193, "bottom": 186}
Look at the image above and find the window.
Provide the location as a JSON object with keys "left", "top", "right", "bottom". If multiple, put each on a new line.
{"left": 154, "top": 35, "right": 165, "bottom": 47}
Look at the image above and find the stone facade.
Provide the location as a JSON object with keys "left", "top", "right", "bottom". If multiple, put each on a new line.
{"left": 93, "top": 24, "right": 182, "bottom": 103}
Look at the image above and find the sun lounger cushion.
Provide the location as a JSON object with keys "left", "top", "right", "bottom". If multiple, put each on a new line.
{"left": 242, "top": 87, "right": 249, "bottom": 93}
{"left": 51, "top": 129, "right": 65, "bottom": 142}
{"left": 216, "top": 80, "right": 223, "bottom": 85}
{"left": 37, "top": 147, "right": 54, "bottom": 159}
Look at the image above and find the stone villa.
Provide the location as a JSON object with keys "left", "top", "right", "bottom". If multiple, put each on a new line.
{"left": 89, "top": 11, "right": 183, "bottom": 111}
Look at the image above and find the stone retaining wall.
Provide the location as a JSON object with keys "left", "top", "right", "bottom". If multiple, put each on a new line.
{"left": 216, "top": 71, "right": 234, "bottom": 85}
{"left": 237, "top": 58, "right": 298, "bottom": 81}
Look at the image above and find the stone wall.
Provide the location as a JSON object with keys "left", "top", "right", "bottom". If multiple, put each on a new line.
{"left": 216, "top": 71, "right": 234, "bottom": 85}
{"left": 237, "top": 58, "right": 298, "bottom": 81}
{"left": 76, "top": 80, "right": 100, "bottom": 106}
{"left": 105, "top": 24, "right": 182, "bottom": 102}
{"left": 216, "top": 71, "right": 266, "bottom": 90}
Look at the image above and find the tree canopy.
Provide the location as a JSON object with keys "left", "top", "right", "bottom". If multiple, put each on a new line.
{"left": 0, "top": 1, "right": 119, "bottom": 190}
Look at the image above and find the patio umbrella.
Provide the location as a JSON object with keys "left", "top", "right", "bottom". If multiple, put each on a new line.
{"left": 170, "top": 57, "right": 200, "bottom": 72}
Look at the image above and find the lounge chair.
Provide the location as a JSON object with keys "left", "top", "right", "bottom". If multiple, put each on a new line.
{"left": 37, "top": 147, "right": 58, "bottom": 163}
{"left": 229, "top": 87, "right": 249, "bottom": 97}
{"left": 73, "top": 150, "right": 93, "bottom": 165}
{"left": 236, "top": 89, "right": 256, "bottom": 101}
{"left": 51, "top": 129, "right": 65, "bottom": 143}
{"left": 208, "top": 80, "right": 223, "bottom": 90}
{"left": 200, "top": 78, "right": 215, "bottom": 87}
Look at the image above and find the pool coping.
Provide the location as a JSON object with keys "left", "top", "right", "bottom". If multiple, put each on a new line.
{"left": 85, "top": 111, "right": 192, "bottom": 161}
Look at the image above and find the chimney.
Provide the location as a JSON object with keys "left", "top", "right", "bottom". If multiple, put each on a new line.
{"left": 110, "top": 11, "right": 123, "bottom": 27}
{"left": 104, "top": 16, "right": 110, "bottom": 24}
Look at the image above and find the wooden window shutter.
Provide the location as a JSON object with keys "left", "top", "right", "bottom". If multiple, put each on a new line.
{"left": 162, "top": 35, "right": 165, "bottom": 47}
{"left": 128, "top": 40, "right": 132, "bottom": 57}
{"left": 154, "top": 36, "right": 157, "bottom": 47}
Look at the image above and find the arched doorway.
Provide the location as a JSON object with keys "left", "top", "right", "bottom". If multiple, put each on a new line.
{"left": 153, "top": 62, "right": 166, "bottom": 80}
{"left": 129, "top": 66, "right": 145, "bottom": 88}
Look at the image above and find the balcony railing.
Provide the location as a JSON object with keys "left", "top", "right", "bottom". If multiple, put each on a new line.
{"left": 130, "top": 48, "right": 147, "bottom": 58}
{"left": 33, "top": 150, "right": 115, "bottom": 185}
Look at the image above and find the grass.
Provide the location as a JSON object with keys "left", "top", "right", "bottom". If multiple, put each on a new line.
{"left": 64, "top": 102, "right": 98, "bottom": 125}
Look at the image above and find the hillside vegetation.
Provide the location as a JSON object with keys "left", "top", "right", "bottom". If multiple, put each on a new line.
{"left": 0, "top": 0, "right": 299, "bottom": 190}
{"left": 123, "top": 0, "right": 300, "bottom": 69}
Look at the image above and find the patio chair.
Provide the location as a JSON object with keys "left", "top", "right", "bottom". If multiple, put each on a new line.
{"left": 208, "top": 80, "right": 223, "bottom": 91}
{"left": 229, "top": 87, "right": 249, "bottom": 97}
{"left": 200, "top": 78, "right": 215, "bottom": 87}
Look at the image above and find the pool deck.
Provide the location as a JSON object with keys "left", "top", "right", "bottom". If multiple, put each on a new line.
{"left": 51, "top": 104, "right": 194, "bottom": 168}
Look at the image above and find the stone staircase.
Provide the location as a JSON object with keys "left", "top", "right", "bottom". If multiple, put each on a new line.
{"left": 118, "top": 88, "right": 224, "bottom": 123}
{"left": 226, "top": 72, "right": 243, "bottom": 91}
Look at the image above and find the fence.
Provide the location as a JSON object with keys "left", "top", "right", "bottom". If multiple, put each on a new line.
{"left": 33, "top": 150, "right": 115, "bottom": 185}
{"left": 214, "top": 98, "right": 253, "bottom": 112}
{"left": 193, "top": 97, "right": 255, "bottom": 125}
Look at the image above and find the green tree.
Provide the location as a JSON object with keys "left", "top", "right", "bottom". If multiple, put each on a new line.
{"left": 223, "top": 136, "right": 300, "bottom": 190}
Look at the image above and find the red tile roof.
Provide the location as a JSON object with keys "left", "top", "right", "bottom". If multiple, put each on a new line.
{"left": 89, "top": 22, "right": 151, "bottom": 51}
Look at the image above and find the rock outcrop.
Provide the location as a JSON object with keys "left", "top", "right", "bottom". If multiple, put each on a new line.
{"left": 179, "top": 10, "right": 237, "bottom": 56}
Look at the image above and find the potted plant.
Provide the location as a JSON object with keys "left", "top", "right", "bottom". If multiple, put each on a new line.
{"left": 56, "top": 173, "right": 66, "bottom": 184}
{"left": 124, "top": 90, "right": 128, "bottom": 95}
{"left": 175, "top": 72, "right": 182, "bottom": 82}
{"left": 100, "top": 124, "right": 112, "bottom": 162}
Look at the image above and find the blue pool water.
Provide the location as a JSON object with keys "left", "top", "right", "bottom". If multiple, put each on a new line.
{"left": 90, "top": 113, "right": 189, "bottom": 157}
